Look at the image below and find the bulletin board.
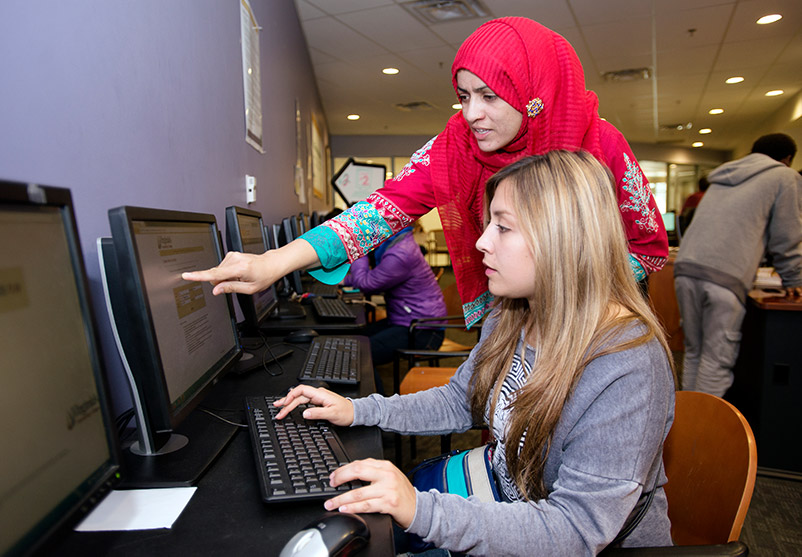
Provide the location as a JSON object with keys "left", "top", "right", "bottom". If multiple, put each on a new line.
{"left": 331, "top": 158, "right": 386, "bottom": 207}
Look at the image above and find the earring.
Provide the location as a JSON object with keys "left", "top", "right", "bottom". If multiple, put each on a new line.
{"left": 526, "top": 98, "right": 544, "bottom": 118}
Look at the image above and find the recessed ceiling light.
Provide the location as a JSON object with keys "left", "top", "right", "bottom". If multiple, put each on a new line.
{"left": 382, "top": 68, "right": 399, "bottom": 75}
{"left": 699, "top": 128, "right": 712, "bottom": 134}
{"left": 692, "top": 142, "right": 704, "bottom": 148}
{"left": 708, "top": 108, "right": 724, "bottom": 115}
{"left": 347, "top": 114, "right": 360, "bottom": 120}
{"left": 726, "top": 76, "right": 744, "bottom": 84}
{"left": 757, "top": 14, "right": 782, "bottom": 25}
{"left": 452, "top": 103, "right": 462, "bottom": 110}
{"left": 765, "top": 90, "right": 784, "bottom": 97}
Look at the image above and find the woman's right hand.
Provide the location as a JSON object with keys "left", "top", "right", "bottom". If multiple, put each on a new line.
{"left": 182, "top": 238, "right": 319, "bottom": 296}
{"left": 273, "top": 385, "right": 355, "bottom": 426}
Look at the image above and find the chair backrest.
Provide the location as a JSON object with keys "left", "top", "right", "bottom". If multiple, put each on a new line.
{"left": 663, "top": 391, "right": 757, "bottom": 545}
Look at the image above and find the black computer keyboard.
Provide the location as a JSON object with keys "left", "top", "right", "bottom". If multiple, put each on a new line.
{"left": 298, "top": 336, "right": 360, "bottom": 385}
{"left": 312, "top": 297, "right": 356, "bottom": 320}
{"left": 245, "top": 395, "right": 362, "bottom": 503}
{"left": 307, "top": 283, "right": 339, "bottom": 298}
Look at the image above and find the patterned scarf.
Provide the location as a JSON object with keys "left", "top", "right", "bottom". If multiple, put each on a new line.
{"left": 430, "top": 17, "right": 606, "bottom": 327}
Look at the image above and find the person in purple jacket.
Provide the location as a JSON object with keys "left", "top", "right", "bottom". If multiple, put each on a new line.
{"left": 344, "top": 225, "right": 446, "bottom": 391}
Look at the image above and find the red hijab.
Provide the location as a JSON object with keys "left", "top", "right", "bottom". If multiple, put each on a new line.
{"left": 430, "top": 17, "right": 605, "bottom": 326}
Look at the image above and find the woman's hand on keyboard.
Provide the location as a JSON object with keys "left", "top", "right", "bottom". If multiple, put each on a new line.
{"left": 273, "top": 385, "right": 354, "bottom": 426}
{"left": 324, "top": 458, "right": 416, "bottom": 529}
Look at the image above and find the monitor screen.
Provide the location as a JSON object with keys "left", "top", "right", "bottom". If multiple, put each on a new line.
{"left": 102, "top": 206, "right": 240, "bottom": 483}
{"left": 225, "top": 206, "right": 278, "bottom": 331}
{"left": 0, "top": 181, "right": 119, "bottom": 556}
{"left": 661, "top": 211, "right": 676, "bottom": 233}
{"left": 276, "top": 217, "right": 304, "bottom": 295}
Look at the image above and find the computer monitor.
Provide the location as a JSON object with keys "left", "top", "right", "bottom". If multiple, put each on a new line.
{"left": 1, "top": 181, "right": 120, "bottom": 556}
{"left": 99, "top": 206, "right": 241, "bottom": 486}
{"left": 298, "top": 212, "right": 310, "bottom": 235}
{"left": 224, "top": 206, "right": 278, "bottom": 332}
{"left": 661, "top": 211, "right": 676, "bottom": 233}
{"left": 277, "top": 217, "right": 304, "bottom": 295}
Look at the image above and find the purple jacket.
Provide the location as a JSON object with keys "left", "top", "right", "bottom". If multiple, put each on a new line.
{"left": 345, "top": 233, "right": 446, "bottom": 327}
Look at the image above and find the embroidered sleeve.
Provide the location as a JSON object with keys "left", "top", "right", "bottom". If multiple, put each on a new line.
{"left": 600, "top": 123, "right": 668, "bottom": 275}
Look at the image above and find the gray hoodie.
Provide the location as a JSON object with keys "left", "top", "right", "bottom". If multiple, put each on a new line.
{"left": 674, "top": 152, "right": 802, "bottom": 303}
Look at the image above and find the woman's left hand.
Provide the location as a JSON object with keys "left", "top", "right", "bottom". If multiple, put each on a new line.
{"left": 324, "top": 458, "right": 417, "bottom": 529}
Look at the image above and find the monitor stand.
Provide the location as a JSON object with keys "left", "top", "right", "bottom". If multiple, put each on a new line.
{"left": 273, "top": 296, "right": 306, "bottom": 319}
{"left": 118, "top": 409, "right": 238, "bottom": 488}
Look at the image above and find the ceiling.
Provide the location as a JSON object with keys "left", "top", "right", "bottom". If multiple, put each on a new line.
{"left": 293, "top": 0, "right": 802, "bottom": 151}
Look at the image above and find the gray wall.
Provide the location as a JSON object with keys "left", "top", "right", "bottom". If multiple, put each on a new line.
{"left": 0, "top": 0, "right": 329, "bottom": 415}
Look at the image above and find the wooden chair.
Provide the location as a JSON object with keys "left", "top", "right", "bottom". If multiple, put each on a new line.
{"left": 663, "top": 391, "right": 757, "bottom": 546}
{"left": 604, "top": 391, "right": 757, "bottom": 556}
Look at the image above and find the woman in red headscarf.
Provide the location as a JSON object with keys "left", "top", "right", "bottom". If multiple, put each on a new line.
{"left": 184, "top": 17, "right": 667, "bottom": 327}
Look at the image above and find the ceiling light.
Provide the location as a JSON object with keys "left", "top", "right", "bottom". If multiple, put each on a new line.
{"left": 452, "top": 103, "right": 462, "bottom": 110}
{"left": 725, "top": 76, "right": 744, "bottom": 84}
{"left": 757, "top": 14, "right": 782, "bottom": 25}
{"left": 765, "top": 90, "right": 784, "bottom": 97}
{"left": 382, "top": 68, "right": 399, "bottom": 75}
{"left": 347, "top": 114, "right": 360, "bottom": 120}
{"left": 699, "top": 128, "right": 712, "bottom": 134}
{"left": 692, "top": 142, "right": 704, "bottom": 148}
{"left": 708, "top": 108, "right": 724, "bottom": 115}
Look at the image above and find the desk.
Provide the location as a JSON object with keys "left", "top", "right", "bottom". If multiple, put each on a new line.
{"left": 259, "top": 296, "right": 368, "bottom": 334}
{"left": 46, "top": 336, "right": 394, "bottom": 556}
{"left": 729, "top": 291, "right": 802, "bottom": 476}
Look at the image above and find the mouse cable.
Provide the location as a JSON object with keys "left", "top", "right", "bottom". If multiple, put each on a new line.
{"left": 253, "top": 329, "right": 286, "bottom": 377}
{"left": 198, "top": 406, "right": 247, "bottom": 428}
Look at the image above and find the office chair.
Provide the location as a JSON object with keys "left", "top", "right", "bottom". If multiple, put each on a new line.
{"left": 407, "top": 282, "right": 482, "bottom": 362}
{"left": 426, "top": 228, "right": 450, "bottom": 267}
{"left": 603, "top": 391, "right": 757, "bottom": 556}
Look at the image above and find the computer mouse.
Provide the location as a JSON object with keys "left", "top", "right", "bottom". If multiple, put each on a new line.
{"left": 284, "top": 328, "right": 319, "bottom": 343}
{"left": 279, "top": 512, "right": 370, "bottom": 557}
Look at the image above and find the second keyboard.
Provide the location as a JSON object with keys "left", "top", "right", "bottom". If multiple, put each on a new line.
{"left": 298, "top": 336, "right": 361, "bottom": 385}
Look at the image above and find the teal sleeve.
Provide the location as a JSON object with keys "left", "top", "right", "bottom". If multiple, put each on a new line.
{"left": 299, "top": 226, "right": 351, "bottom": 285}
{"left": 629, "top": 254, "right": 647, "bottom": 282}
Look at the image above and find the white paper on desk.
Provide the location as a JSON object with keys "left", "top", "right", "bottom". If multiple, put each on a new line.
{"left": 74, "top": 487, "right": 197, "bottom": 531}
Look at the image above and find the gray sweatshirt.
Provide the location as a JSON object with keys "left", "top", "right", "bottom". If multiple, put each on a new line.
{"left": 674, "top": 152, "right": 802, "bottom": 303}
{"left": 351, "top": 312, "right": 675, "bottom": 556}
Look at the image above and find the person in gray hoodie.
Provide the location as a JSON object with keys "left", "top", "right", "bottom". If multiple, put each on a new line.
{"left": 674, "top": 133, "right": 802, "bottom": 396}
{"left": 274, "top": 151, "right": 676, "bottom": 555}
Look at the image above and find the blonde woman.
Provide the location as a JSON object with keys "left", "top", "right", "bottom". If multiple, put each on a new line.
{"left": 276, "top": 151, "right": 676, "bottom": 556}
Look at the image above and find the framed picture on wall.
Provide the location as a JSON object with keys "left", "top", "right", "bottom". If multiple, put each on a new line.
{"left": 311, "top": 114, "right": 326, "bottom": 200}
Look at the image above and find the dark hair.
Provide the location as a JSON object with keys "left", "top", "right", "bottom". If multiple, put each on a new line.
{"left": 698, "top": 175, "right": 710, "bottom": 192}
{"left": 751, "top": 133, "right": 797, "bottom": 162}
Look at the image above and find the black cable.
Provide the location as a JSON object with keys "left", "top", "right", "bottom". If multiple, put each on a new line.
{"left": 198, "top": 406, "right": 247, "bottom": 428}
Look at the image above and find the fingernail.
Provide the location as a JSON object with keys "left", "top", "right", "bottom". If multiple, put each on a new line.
{"left": 324, "top": 500, "right": 333, "bottom": 510}
{"left": 302, "top": 410, "right": 310, "bottom": 418}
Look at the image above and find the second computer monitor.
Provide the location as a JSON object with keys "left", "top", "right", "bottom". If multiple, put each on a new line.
{"left": 101, "top": 206, "right": 241, "bottom": 485}
{"left": 225, "top": 206, "right": 278, "bottom": 331}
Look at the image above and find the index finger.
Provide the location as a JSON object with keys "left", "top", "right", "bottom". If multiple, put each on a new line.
{"left": 182, "top": 268, "right": 225, "bottom": 284}
{"left": 273, "top": 385, "right": 326, "bottom": 419}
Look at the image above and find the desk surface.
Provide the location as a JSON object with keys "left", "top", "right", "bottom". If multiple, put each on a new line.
{"left": 260, "top": 296, "right": 369, "bottom": 333}
{"left": 748, "top": 289, "right": 802, "bottom": 312}
{"left": 46, "top": 336, "right": 393, "bottom": 556}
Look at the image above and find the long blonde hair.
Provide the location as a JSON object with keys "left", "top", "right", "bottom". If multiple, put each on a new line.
{"left": 469, "top": 150, "right": 674, "bottom": 500}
